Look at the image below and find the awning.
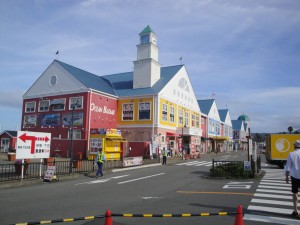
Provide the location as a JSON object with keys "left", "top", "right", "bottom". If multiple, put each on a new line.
{"left": 166, "top": 132, "right": 180, "bottom": 137}
{"left": 211, "top": 136, "right": 230, "bottom": 140}
{"left": 50, "top": 99, "right": 65, "bottom": 105}
{"left": 106, "top": 137, "right": 127, "bottom": 142}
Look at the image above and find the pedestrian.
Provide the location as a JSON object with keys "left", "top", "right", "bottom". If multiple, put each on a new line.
{"left": 162, "top": 147, "right": 167, "bottom": 165}
{"left": 95, "top": 148, "right": 105, "bottom": 178}
{"left": 285, "top": 140, "right": 300, "bottom": 218}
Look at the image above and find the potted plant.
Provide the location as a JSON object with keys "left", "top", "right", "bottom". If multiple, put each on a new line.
{"left": 7, "top": 148, "right": 16, "bottom": 161}
{"left": 43, "top": 157, "right": 54, "bottom": 165}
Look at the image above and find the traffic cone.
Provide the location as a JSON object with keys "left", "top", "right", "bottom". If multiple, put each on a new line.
{"left": 105, "top": 209, "right": 113, "bottom": 225}
{"left": 234, "top": 205, "right": 244, "bottom": 225}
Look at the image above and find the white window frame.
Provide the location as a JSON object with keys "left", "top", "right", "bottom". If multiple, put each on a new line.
{"left": 52, "top": 98, "right": 66, "bottom": 111}
{"left": 170, "top": 106, "right": 175, "bottom": 123}
{"left": 38, "top": 100, "right": 50, "bottom": 112}
{"left": 162, "top": 104, "right": 168, "bottom": 122}
{"left": 122, "top": 103, "right": 134, "bottom": 121}
{"left": 25, "top": 101, "right": 36, "bottom": 113}
{"left": 68, "top": 129, "right": 81, "bottom": 140}
{"left": 69, "top": 97, "right": 83, "bottom": 110}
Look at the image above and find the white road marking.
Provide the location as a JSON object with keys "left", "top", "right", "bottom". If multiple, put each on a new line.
{"left": 256, "top": 188, "right": 291, "bottom": 195}
{"left": 223, "top": 185, "right": 251, "bottom": 189}
{"left": 244, "top": 214, "right": 300, "bottom": 225}
{"left": 247, "top": 205, "right": 291, "bottom": 215}
{"left": 260, "top": 182, "right": 289, "bottom": 187}
{"left": 118, "top": 173, "right": 165, "bottom": 184}
{"left": 251, "top": 198, "right": 294, "bottom": 206}
{"left": 140, "top": 196, "right": 160, "bottom": 199}
{"left": 75, "top": 175, "right": 129, "bottom": 185}
{"left": 254, "top": 193, "right": 293, "bottom": 200}
{"left": 75, "top": 179, "right": 111, "bottom": 185}
{"left": 111, "top": 175, "right": 129, "bottom": 179}
{"left": 258, "top": 185, "right": 290, "bottom": 190}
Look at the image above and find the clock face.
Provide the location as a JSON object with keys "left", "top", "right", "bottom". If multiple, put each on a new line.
{"left": 152, "top": 36, "right": 157, "bottom": 44}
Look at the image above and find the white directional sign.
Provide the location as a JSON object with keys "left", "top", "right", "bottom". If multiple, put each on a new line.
{"left": 16, "top": 131, "right": 51, "bottom": 159}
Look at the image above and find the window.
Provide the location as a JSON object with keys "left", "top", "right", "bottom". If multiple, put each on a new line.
{"left": 138, "top": 102, "right": 151, "bottom": 120}
{"left": 196, "top": 116, "right": 200, "bottom": 128}
{"left": 68, "top": 129, "right": 81, "bottom": 140}
{"left": 39, "top": 100, "right": 50, "bottom": 112}
{"left": 69, "top": 97, "right": 83, "bottom": 110}
{"left": 191, "top": 114, "right": 195, "bottom": 127}
{"left": 178, "top": 110, "right": 183, "bottom": 125}
{"left": 122, "top": 103, "right": 134, "bottom": 121}
{"left": 162, "top": 104, "right": 168, "bottom": 121}
{"left": 141, "top": 34, "right": 150, "bottom": 44}
{"left": 51, "top": 98, "right": 65, "bottom": 111}
{"left": 24, "top": 115, "right": 37, "bottom": 127}
{"left": 170, "top": 106, "right": 175, "bottom": 123}
{"left": 185, "top": 112, "right": 189, "bottom": 126}
{"left": 41, "top": 114, "right": 60, "bottom": 127}
{"left": 25, "top": 102, "right": 36, "bottom": 113}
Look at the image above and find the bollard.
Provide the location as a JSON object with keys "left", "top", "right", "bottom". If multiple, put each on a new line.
{"left": 105, "top": 210, "right": 113, "bottom": 225}
{"left": 234, "top": 205, "right": 243, "bottom": 225}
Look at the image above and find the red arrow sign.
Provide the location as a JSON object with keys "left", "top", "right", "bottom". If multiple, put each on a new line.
{"left": 19, "top": 133, "right": 50, "bottom": 154}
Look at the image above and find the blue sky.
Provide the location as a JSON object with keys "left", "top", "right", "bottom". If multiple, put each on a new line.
{"left": 1, "top": 0, "right": 299, "bottom": 133}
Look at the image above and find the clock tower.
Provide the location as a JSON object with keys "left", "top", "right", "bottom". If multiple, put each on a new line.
{"left": 133, "top": 25, "right": 161, "bottom": 89}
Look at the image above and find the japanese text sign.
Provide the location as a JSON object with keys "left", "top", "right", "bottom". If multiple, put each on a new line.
{"left": 16, "top": 131, "right": 51, "bottom": 159}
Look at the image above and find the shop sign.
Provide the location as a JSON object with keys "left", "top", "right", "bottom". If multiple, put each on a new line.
{"left": 16, "top": 131, "right": 51, "bottom": 159}
{"left": 123, "top": 157, "right": 143, "bottom": 167}
{"left": 90, "top": 103, "right": 115, "bottom": 115}
{"left": 244, "top": 161, "right": 251, "bottom": 171}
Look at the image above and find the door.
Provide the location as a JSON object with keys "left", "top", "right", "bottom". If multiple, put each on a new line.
{"left": 1, "top": 138, "right": 9, "bottom": 152}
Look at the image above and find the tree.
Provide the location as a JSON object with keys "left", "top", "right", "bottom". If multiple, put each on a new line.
{"left": 288, "top": 126, "right": 293, "bottom": 134}
{"left": 255, "top": 133, "right": 262, "bottom": 143}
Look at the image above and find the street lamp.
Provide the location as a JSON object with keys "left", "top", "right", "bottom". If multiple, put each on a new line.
{"left": 182, "top": 123, "right": 186, "bottom": 160}
{"left": 69, "top": 99, "right": 79, "bottom": 174}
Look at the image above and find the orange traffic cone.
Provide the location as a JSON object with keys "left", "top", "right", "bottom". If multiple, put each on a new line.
{"left": 105, "top": 210, "right": 113, "bottom": 225}
{"left": 234, "top": 205, "right": 244, "bottom": 225}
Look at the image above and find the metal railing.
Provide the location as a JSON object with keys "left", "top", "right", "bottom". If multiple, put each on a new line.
{"left": 0, "top": 157, "right": 161, "bottom": 182}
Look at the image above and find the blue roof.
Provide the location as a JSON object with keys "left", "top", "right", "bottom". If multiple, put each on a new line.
{"left": 56, "top": 60, "right": 183, "bottom": 98}
{"left": 103, "top": 65, "right": 183, "bottom": 97}
{"left": 197, "top": 99, "right": 214, "bottom": 115}
{"left": 231, "top": 120, "right": 244, "bottom": 131}
{"left": 218, "top": 109, "right": 228, "bottom": 122}
{"left": 56, "top": 60, "right": 117, "bottom": 96}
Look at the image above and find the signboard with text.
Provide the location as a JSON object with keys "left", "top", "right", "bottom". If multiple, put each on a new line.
{"left": 16, "top": 131, "right": 51, "bottom": 159}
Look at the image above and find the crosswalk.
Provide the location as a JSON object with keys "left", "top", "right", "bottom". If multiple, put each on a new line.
{"left": 175, "top": 160, "right": 212, "bottom": 167}
{"left": 244, "top": 164, "right": 300, "bottom": 225}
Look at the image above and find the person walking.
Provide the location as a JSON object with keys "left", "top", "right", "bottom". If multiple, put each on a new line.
{"left": 162, "top": 147, "right": 167, "bottom": 165}
{"left": 95, "top": 148, "right": 105, "bottom": 178}
{"left": 285, "top": 140, "right": 300, "bottom": 218}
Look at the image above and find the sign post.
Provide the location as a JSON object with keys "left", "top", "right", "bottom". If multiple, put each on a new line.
{"left": 16, "top": 131, "right": 51, "bottom": 179}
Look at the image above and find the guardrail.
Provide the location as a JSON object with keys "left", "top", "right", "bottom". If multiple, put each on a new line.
{"left": 7, "top": 205, "right": 244, "bottom": 225}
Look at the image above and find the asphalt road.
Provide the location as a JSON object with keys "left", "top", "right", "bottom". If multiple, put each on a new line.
{"left": 0, "top": 151, "right": 293, "bottom": 225}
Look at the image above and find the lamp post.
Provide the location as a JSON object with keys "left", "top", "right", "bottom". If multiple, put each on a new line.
{"left": 69, "top": 99, "right": 79, "bottom": 174}
{"left": 182, "top": 123, "right": 186, "bottom": 160}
